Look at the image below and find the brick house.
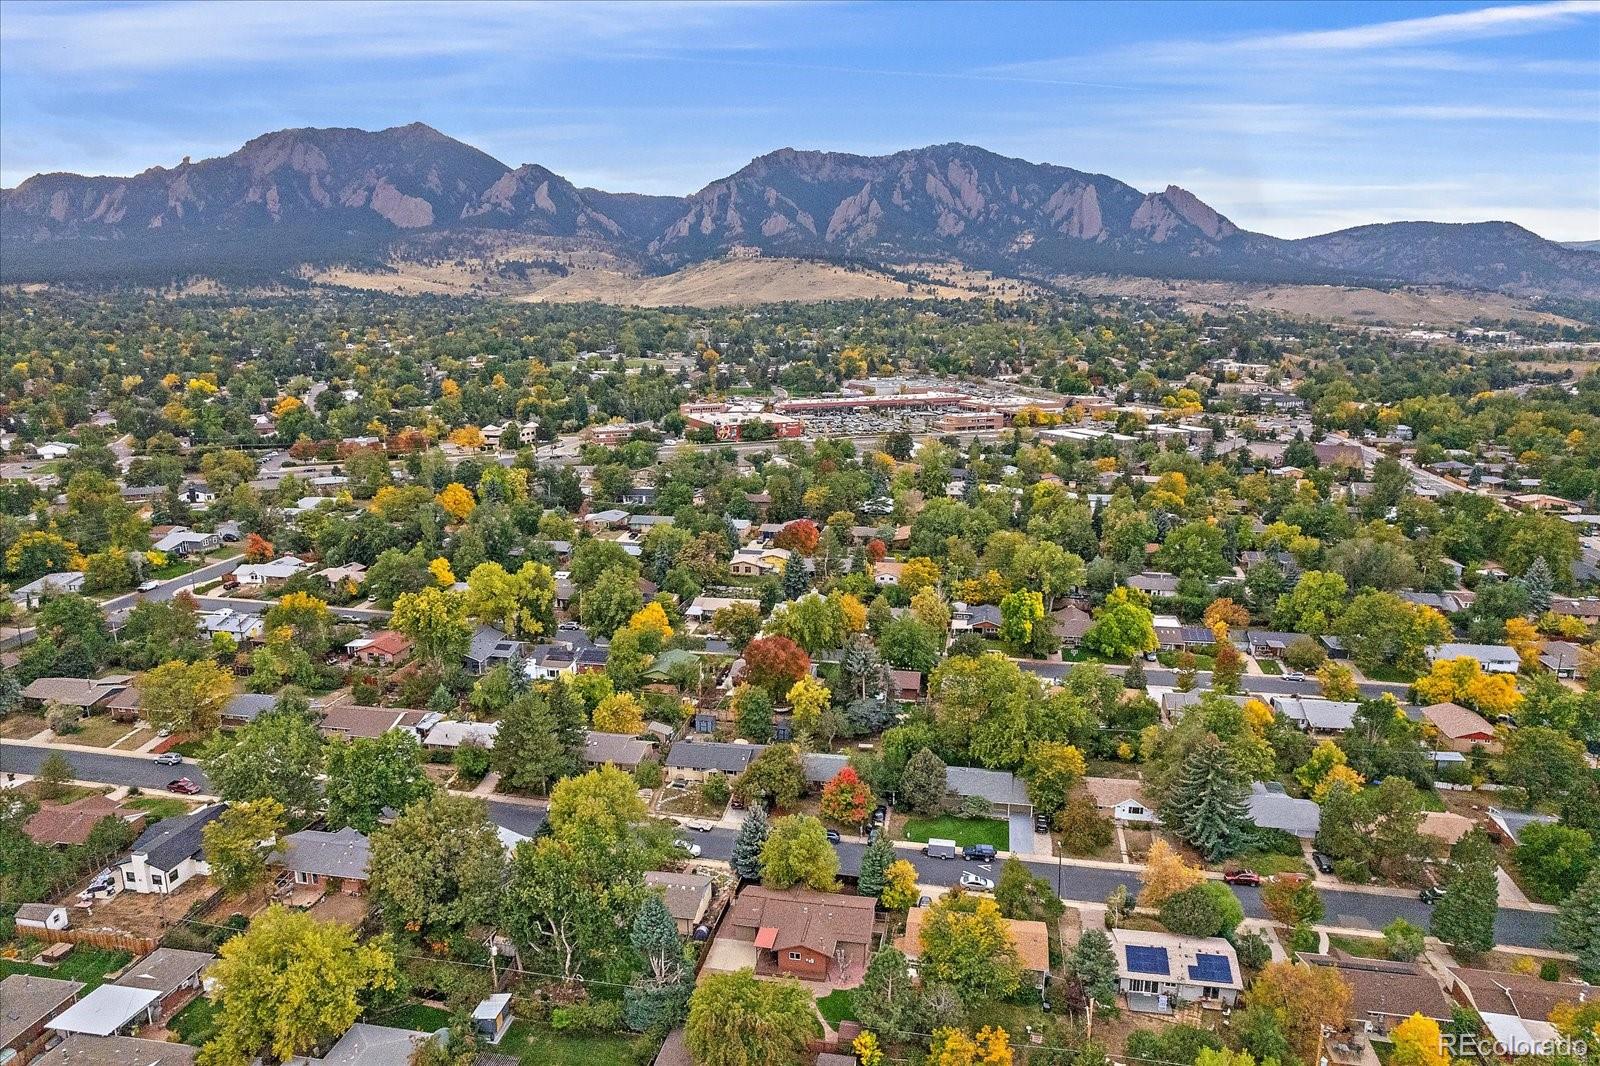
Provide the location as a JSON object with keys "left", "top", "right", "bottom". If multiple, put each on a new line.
{"left": 724, "top": 886, "right": 875, "bottom": 983}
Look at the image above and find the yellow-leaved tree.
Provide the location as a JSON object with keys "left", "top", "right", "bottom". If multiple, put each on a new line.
{"left": 1389, "top": 1013, "right": 1450, "bottom": 1066}
{"left": 928, "top": 1026, "right": 1013, "bottom": 1066}
{"left": 1138, "top": 838, "right": 1205, "bottom": 908}
{"left": 435, "top": 482, "right": 476, "bottom": 521}
{"left": 593, "top": 692, "right": 646, "bottom": 735}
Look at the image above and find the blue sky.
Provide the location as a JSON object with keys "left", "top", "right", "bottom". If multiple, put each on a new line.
{"left": 2, "top": 0, "right": 1597, "bottom": 239}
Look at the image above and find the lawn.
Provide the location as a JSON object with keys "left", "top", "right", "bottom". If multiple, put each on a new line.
{"left": 1327, "top": 934, "right": 1390, "bottom": 960}
{"left": 126, "top": 796, "right": 193, "bottom": 821}
{"left": 1223, "top": 851, "right": 1310, "bottom": 877}
{"left": 0, "top": 714, "right": 47, "bottom": 739}
{"left": 170, "top": 735, "right": 219, "bottom": 759}
{"left": 816, "top": 989, "right": 858, "bottom": 1027}
{"left": 150, "top": 558, "right": 203, "bottom": 580}
{"left": 1256, "top": 660, "right": 1283, "bottom": 675}
{"left": 901, "top": 815, "right": 1009, "bottom": 850}
{"left": 370, "top": 1003, "right": 454, "bottom": 1032}
{"left": 0, "top": 947, "right": 132, "bottom": 990}
{"left": 59, "top": 715, "right": 139, "bottom": 748}
{"left": 495, "top": 1021, "right": 654, "bottom": 1066}
{"left": 1361, "top": 664, "right": 1416, "bottom": 683}
{"left": 169, "top": 995, "right": 223, "bottom": 1045}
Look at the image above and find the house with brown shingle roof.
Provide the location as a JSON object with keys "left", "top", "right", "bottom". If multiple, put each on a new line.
{"left": 1421, "top": 702, "right": 1500, "bottom": 753}
{"left": 723, "top": 886, "right": 874, "bottom": 983}
{"left": 24, "top": 795, "right": 146, "bottom": 847}
{"left": 1298, "top": 952, "right": 1454, "bottom": 1035}
{"left": 898, "top": 905, "right": 1052, "bottom": 989}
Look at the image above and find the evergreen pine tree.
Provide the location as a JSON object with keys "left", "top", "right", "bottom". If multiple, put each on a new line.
{"left": 857, "top": 833, "right": 895, "bottom": 898}
{"left": 1124, "top": 656, "right": 1147, "bottom": 691}
{"left": 1068, "top": 928, "right": 1119, "bottom": 1006}
{"left": 782, "top": 558, "right": 810, "bottom": 601}
{"left": 730, "top": 808, "right": 769, "bottom": 882}
{"left": 631, "top": 893, "right": 685, "bottom": 985}
{"left": 852, "top": 948, "right": 917, "bottom": 1033}
{"left": 1431, "top": 828, "right": 1499, "bottom": 956}
{"left": 1166, "top": 738, "right": 1251, "bottom": 861}
{"left": 1521, "top": 556, "right": 1554, "bottom": 614}
{"left": 1552, "top": 867, "right": 1600, "bottom": 978}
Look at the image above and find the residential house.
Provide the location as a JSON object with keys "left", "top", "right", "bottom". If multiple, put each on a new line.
{"left": 1245, "top": 782, "right": 1321, "bottom": 839}
{"left": 871, "top": 559, "right": 905, "bottom": 586}
{"left": 723, "top": 886, "right": 876, "bottom": 983}
{"left": 1081, "top": 777, "right": 1155, "bottom": 823}
{"left": 24, "top": 795, "right": 146, "bottom": 847}
{"left": 945, "top": 765, "right": 1033, "bottom": 816}
{"left": 151, "top": 527, "right": 219, "bottom": 556}
{"left": 231, "top": 556, "right": 309, "bottom": 586}
{"left": 1487, "top": 806, "right": 1559, "bottom": 845}
{"left": 20, "top": 676, "right": 132, "bottom": 715}
{"left": 684, "top": 595, "right": 760, "bottom": 626}
{"left": 423, "top": 720, "right": 499, "bottom": 751}
{"left": 221, "top": 693, "right": 277, "bottom": 727}
{"left": 10, "top": 571, "right": 85, "bottom": 609}
{"left": 317, "top": 562, "right": 368, "bottom": 589}
{"left": 1153, "top": 618, "right": 1216, "bottom": 652}
{"left": 1128, "top": 572, "right": 1181, "bottom": 597}
{"left": 584, "top": 731, "right": 657, "bottom": 772}
{"left": 663, "top": 740, "right": 763, "bottom": 785}
{"left": 1539, "top": 641, "right": 1582, "bottom": 678}
{"left": 731, "top": 546, "right": 791, "bottom": 578}
{"left": 1271, "top": 695, "right": 1359, "bottom": 735}
{"left": 1053, "top": 604, "right": 1093, "bottom": 647}
{"left": 645, "top": 870, "right": 715, "bottom": 935}
{"left": 198, "top": 608, "right": 265, "bottom": 644}
{"left": 1110, "top": 928, "right": 1243, "bottom": 1013}
{"left": 1549, "top": 596, "right": 1600, "bottom": 625}
{"left": 1428, "top": 642, "right": 1521, "bottom": 673}
{"left": 899, "top": 905, "right": 1052, "bottom": 989}
{"left": 1297, "top": 953, "right": 1455, "bottom": 1035}
{"left": 34, "top": 1035, "right": 198, "bottom": 1065}
{"left": 274, "top": 827, "right": 371, "bottom": 894}
{"left": 346, "top": 630, "right": 412, "bottom": 667}
{"left": 964, "top": 605, "right": 1002, "bottom": 636}
{"left": 1245, "top": 630, "right": 1304, "bottom": 660}
{"left": 464, "top": 624, "right": 523, "bottom": 675}
{"left": 114, "top": 948, "right": 213, "bottom": 1022}
{"left": 1421, "top": 702, "right": 1500, "bottom": 753}
{"left": 317, "top": 705, "right": 428, "bottom": 741}
{"left": 1447, "top": 966, "right": 1595, "bottom": 1057}
{"left": 117, "top": 804, "right": 225, "bottom": 894}
{"left": 46, "top": 985, "right": 165, "bottom": 1039}
{"left": 889, "top": 669, "right": 923, "bottom": 701}
{"left": 1419, "top": 812, "right": 1477, "bottom": 847}
{"left": 1, "top": 974, "right": 83, "bottom": 1060}
{"left": 582, "top": 508, "right": 629, "bottom": 531}
{"left": 285, "top": 1022, "right": 441, "bottom": 1065}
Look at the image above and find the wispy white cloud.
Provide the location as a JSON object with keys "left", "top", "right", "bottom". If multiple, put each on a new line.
{"left": 1237, "top": 0, "right": 1600, "bottom": 53}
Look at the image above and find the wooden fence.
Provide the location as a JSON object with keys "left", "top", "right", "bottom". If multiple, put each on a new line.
{"left": 30, "top": 925, "right": 158, "bottom": 955}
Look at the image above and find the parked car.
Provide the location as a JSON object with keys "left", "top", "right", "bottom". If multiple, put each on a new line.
{"left": 963, "top": 844, "right": 997, "bottom": 862}
{"left": 730, "top": 794, "right": 747, "bottom": 810}
{"left": 685, "top": 820, "right": 715, "bottom": 832}
{"left": 673, "top": 839, "right": 702, "bottom": 858}
{"left": 1419, "top": 885, "right": 1446, "bottom": 904}
{"left": 138, "top": 580, "right": 161, "bottom": 592}
{"left": 923, "top": 838, "right": 959, "bottom": 860}
{"left": 1034, "top": 814, "right": 1052, "bottom": 833}
{"left": 867, "top": 827, "right": 882, "bottom": 844}
{"left": 1285, "top": 672, "right": 1306, "bottom": 682}
{"left": 1222, "top": 868, "right": 1262, "bottom": 886}
{"left": 1311, "top": 850, "right": 1335, "bottom": 874}
{"left": 959, "top": 872, "right": 995, "bottom": 891}
{"left": 153, "top": 752, "right": 182, "bottom": 766}
{"left": 167, "top": 778, "right": 201, "bottom": 795}
{"left": 825, "top": 829, "right": 841, "bottom": 844}
{"left": 558, "top": 621, "right": 581, "bottom": 631}
{"left": 917, "top": 895, "right": 933, "bottom": 908}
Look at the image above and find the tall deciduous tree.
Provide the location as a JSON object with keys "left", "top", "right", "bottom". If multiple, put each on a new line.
{"left": 368, "top": 793, "right": 505, "bottom": 940}
{"left": 1247, "top": 960, "right": 1353, "bottom": 1064}
{"left": 760, "top": 815, "right": 839, "bottom": 890}
{"left": 199, "top": 905, "right": 396, "bottom": 1066}
{"left": 918, "top": 894, "right": 1022, "bottom": 1006}
{"left": 140, "top": 658, "right": 234, "bottom": 738}
{"left": 323, "top": 731, "right": 436, "bottom": 833}
{"left": 685, "top": 971, "right": 821, "bottom": 1066}
{"left": 201, "top": 696, "right": 325, "bottom": 822}
{"left": 202, "top": 799, "right": 286, "bottom": 896}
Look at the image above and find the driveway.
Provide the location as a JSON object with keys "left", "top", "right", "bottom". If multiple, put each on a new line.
{"left": 1009, "top": 812, "right": 1040, "bottom": 856}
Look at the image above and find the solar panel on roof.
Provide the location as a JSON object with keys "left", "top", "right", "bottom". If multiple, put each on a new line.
{"left": 1125, "top": 945, "right": 1170, "bottom": 975}
{"left": 1189, "top": 953, "right": 1233, "bottom": 984}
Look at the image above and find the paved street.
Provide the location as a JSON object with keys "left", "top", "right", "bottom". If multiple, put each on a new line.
{"left": 1019, "top": 662, "right": 1412, "bottom": 702}
{"left": 3, "top": 744, "right": 1557, "bottom": 949}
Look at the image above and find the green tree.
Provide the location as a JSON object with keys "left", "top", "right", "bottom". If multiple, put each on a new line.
{"left": 1159, "top": 881, "right": 1244, "bottom": 938}
{"left": 1430, "top": 829, "right": 1499, "bottom": 956}
{"left": 1553, "top": 868, "right": 1600, "bottom": 978}
{"left": 141, "top": 658, "right": 234, "bottom": 738}
{"left": 464, "top": 560, "right": 556, "bottom": 641}
{"left": 900, "top": 748, "right": 949, "bottom": 814}
{"left": 1165, "top": 737, "right": 1251, "bottom": 861}
{"left": 1383, "top": 918, "right": 1427, "bottom": 962}
{"left": 198, "top": 905, "right": 396, "bottom": 1066}
{"left": 731, "top": 808, "right": 769, "bottom": 882}
{"left": 1023, "top": 742, "right": 1086, "bottom": 816}
{"left": 202, "top": 799, "right": 287, "bottom": 896}
{"left": 1081, "top": 596, "right": 1158, "bottom": 661}
{"left": 1502, "top": 727, "right": 1590, "bottom": 807}
{"left": 994, "top": 857, "right": 1064, "bottom": 925}
{"left": 734, "top": 744, "right": 807, "bottom": 809}
{"left": 918, "top": 893, "right": 1022, "bottom": 1006}
{"left": 391, "top": 586, "right": 473, "bottom": 668}
{"left": 368, "top": 793, "right": 506, "bottom": 939}
{"left": 685, "top": 970, "right": 821, "bottom": 1066}
{"left": 1068, "top": 928, "right": 1119, "bottom": 1006}
{"left": 36, "top": 751, "right": 73, "bottom": 800}
{"left": 580, "top": 566, "right": 644, "bottom": 639}
{"left": 494, "top": 685, "right": 583, "bottom": 794}
{"left": 200, "top": 697, "right": 325, "bottom": 822}
{"left": 852, "top": 948, "right": 920, "bottom": 1033}
{"left": 857, "top": 833, "right": 895, "bottom": 898}
{"left": 760, "top": 815, "right": 839, "bottom": 890}
{"left": 323, "top": 731, "right": 436, "bottom": 833}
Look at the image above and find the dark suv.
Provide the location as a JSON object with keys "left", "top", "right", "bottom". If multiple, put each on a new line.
{"left": 963, "top": 844, "right": 997, "bottom": 862}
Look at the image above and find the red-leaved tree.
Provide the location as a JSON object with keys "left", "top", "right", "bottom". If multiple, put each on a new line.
{"left": 742, "top": 635, "right": 811, "bottom": 697}
{"left": 774, "top": 519, "right": 820, "bottom": 557}
{"left": 820, "top": 767, "right": 875, "bottom": 825}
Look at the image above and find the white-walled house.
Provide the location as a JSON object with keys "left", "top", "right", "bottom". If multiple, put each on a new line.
{"left": 118, "top": 805, "right": 224, "bottom": 894}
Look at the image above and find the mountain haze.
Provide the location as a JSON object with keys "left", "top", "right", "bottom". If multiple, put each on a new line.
{"left": 4, "top": 123, "right": 1596, "bottom": 298}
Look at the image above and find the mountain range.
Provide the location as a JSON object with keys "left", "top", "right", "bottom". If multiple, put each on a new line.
{"left": 3, "top": 122, "right": 1596, "bottom": 298}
